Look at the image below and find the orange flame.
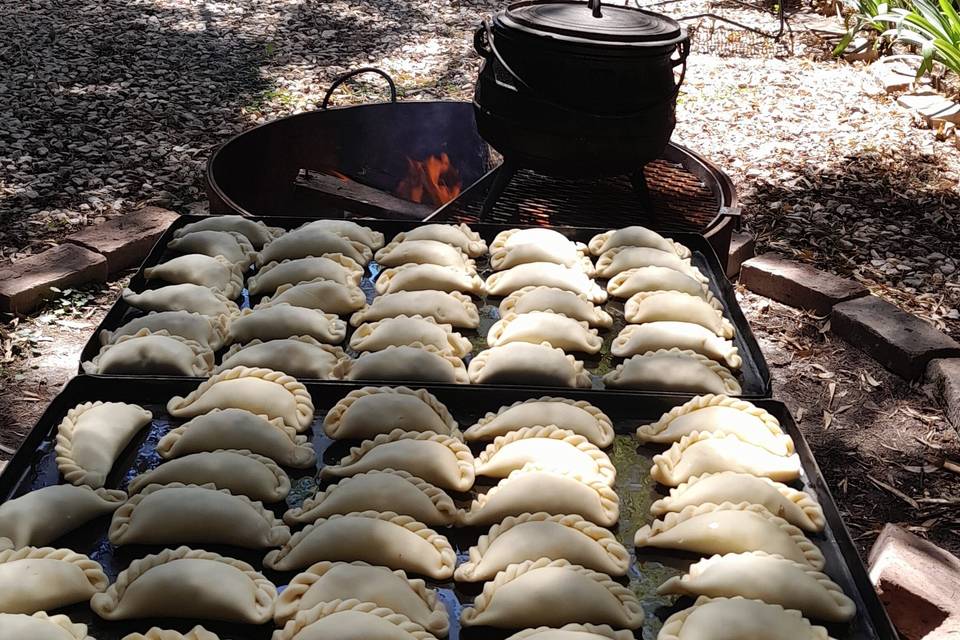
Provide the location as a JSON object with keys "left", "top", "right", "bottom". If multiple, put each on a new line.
{"left": 395, "top": 153, "right": 462, "bottom": 206}
{"left": 318, "top": 168, "right": 350, "bottom": 182}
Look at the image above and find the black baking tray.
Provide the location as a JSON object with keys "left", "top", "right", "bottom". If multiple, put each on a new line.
{"left": 0, "top": 376, "right": 895, "bottom": 640}
{"left": 79, "top": 216, "right": 772, "bottom": 397}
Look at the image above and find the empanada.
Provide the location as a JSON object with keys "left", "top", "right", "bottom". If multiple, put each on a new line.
{"left": 603, "top": 348, "right": 741, "bottom": 395}
{"left": 285, "top": 469, "right": 456, "bottom": 526}
{"left": 350, "top": 290, "right": 479, "bottom": 329}
{"left": 143, "top": 254, "right": 244, "bottom": 298}
{"left": 457, "top": 465, "right": 619, "bottom": 527}
{"left": 500, "top": 286, "right": 613, "bottom": 328}
{"left": 109, "top": 482, "right": 289, "bottom": 548}
{"left": 174, "top": 215, "right": 283, "bottom": 249}
{"left": 324, "top": 386, "right": 457, "bottom": 440}
{"left": 82, "top": 329, "right": 214, "bottom": 376}
{"left": 263, "top": 511, "right": 456, "bottom": 578}
{"left": 658, "top": 596, "right": 833, "bottom": 640}
{"left": 468, "top": 342, "right": 592, "bottom": 388}
{"left": 639, "top": 394, "right": 791, "bottom": 455}
{"left": 122, "top": 284, "right": 240, "bottom": 317}
{"left": 55, "top": 401, "right": 153, "bottom": 488}
{"left": 455, "top": 512, "right": 629, "bottom": 582}
{"left": 595, "top": 246, "right": 707, "bottom": 281}
{"left": 121, "top": 626, "right": 220, "bottom": 640}
{"left": 167, "top": 230, "right": 257, "bottom": 269}
{"left": 215, "top": 336, "right": 349, "bottom": 379}
{"left": 275, "top": 562, "right": 448, "bottom": 633}
{"left": 606, "top": 266, "right": 709, "bottom": 300}
{"left": 321, "top": 429, "right": 474, "bottom": 492}
{"left": 350, "top": 315, "right": 472, "bottom": 357}
{"left": 485, "top": 262, "right": 607, "bottom": 303}
{"left": 100, "top": 310, "right": 229, "bottom": 351}
{"left": 589, "top": 226, "right": 690, "bottom": 257}
{"left": 475, "top": 426, "right": 615, "bottom": 485}
{"left": 0, "top": 612, "right": 93, "bottom": 640}
{"left": 506, "top": 625, "right": 634, "bottom": 640}
{"left": 257, "top": 227, "right": 372, "bottom": 267}
{"left": 256, "top": 277, "right": 367, "bottom": 314}
{"left": 158, "top": 408, "right": 316, "bottom": 468}
{"left": 460, "top": 558, "right": 644, "bottom": 629}
{"left": 227, "top": 304, "right": 346, "bottom": 346}
{"left": 651, "top": 431, "right": 802, "bottom": 486}
{"left": 390, "top": 223, "right": 486, "bottom": 257}
{"left": 273, "top": 598, "right": 439, "bottom": 640}
{"left": 374, "top": 239, "right": 474, "bottom": 271}
{"left": 490, "top": 241, "right": 594, "bottom": 274}
{"left": 650, "top": 472, "right": 824, "bottom": 533}
{"left": 248, "top": 255, "right": 363, "bottom": 295}
{"left": 464, "top": 397, "right": 613, "bottom": 448}
{"left": 487, "top": 311, "right": 602, "bottom": 354}
{"left": 127, "top": 450, "right": 291, "bottom": 502}
{"left": 625, "top": 291, "right": 734, "bottom": 338}
{"left": 0, "top": 485, "right": 126, "bottom": 547}
{"left": 492, "top": 228, "right": 580, "bottom": 253}
{"left": 376, "top": 263, "right": 485, "bottom": 295}
{"left": 334, "top": 344, "right": 469, "bottom": 385}
{"left": 634, "top": 502, "right": 825, "bottom": 569}
{"left": 612, "top": 322, "right": 741, "bottom": 369}
{"left": 0, "top": 546, "right": 107, "bottom": 613}
{"left": 166, "top": 366, "right": 315, "bottom": 431}
{"left": 298, "top": 219, "right": 385, "bottom": 250}
{"left": 90, "top": 546, "right": 277, "bottom": 623}
{"left": 658, "top": 552, "right": 855, "bottom": 622}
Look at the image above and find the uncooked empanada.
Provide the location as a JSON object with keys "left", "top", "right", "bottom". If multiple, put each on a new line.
{"left": 606, "top": 265, "right": 709, "bottom": 300}
{"left": 109, "top": 482, "right": 289, "bottom": 548}
{"left": 390, "top": 223, "right": 486, "bottom": 257}
{"left": 215, "top": 336, "right": 349, "bottom": 379}
{"left": 650, "top": 472, "right": 824, "bottom": 533}
{"left": 487, "top": 311, "right": 602, "bottom": 354}
{"left": 248, "top": 255, "right": 363, "bottom": 295}
{"left": 324, "top": 386, "right": 457, "bottom": 439}
{"left": 273, "top": 598, "right": 438, "bottom": 640}
{"left": 255, "top": 277, "right": 366, "bottom": 314}
{"left": 274, "top": 561, "right": 448, "bottom": 633}
{"left": 158, "top": 408, "right": 316, "bottom": 468}
{"left": 612, "top": 322, "right": 741, "bottom": 368}
{"left": 127, "top": 449, "right": 291, "bottom": 502}
{"left": 625, "top": 291, "right": 734, "bottom": 338}
{"left": 603, "top": 348, "right": 741, "bottom": 395}
{"left": 639, "top": 394, "right": 791, "bottom": 455}
{"left": 143, "top": 254, "right": 244, "bottom": 298}
{"left": 464, "top": 397, "right": 614, "bottom": 448}
{"left": 0, "top": 546, "right": 107, "bottom": 613}
{"left": 500, "top": 286, "right": 613, "bottom": 328}
{"left": 374, "top": 239, "right": 474, "bottom": 271}
{"left": 658, "top": 552, "right": 854, "bottom": 622}
{"left": 122, "top": 284, "right": 240, "bottom": 317}
{"left": 485, "top": 262, "right": 607, "bottom": 303}
{"left": 634, "top": 502, "right": 824, "bottom": 569}
{"left": 321, "top": 429, "right": 474, "bottom": 491}
{"left": 589, "top": 226, "right": 690, "bottom": 257}
{"left": 174, "top": 215, "right": 283, "bottom": 249}
{"left": 595, "top": 246, "right": 708, "bottom": 281}
{"left": 376, "top": 263, "right": 485, "bottom": 295}
{"left": 651, "top": 431, "right": 802, "bottom": 486}
{"left": 455, "top": 512, "right": 629, "bottom": 582}
{"left": 227, "top": 304, "right": 346, "bottom": 346}
{"left": 264, "top": 511, "right": 456, "bottom": 577}
{"left": 475, "top": 426, "right": 615, "bottom": 485}
{"left": 492, "top": 228, "right": 580, "bottom": 253}
{"left": 121, "top": 626, "right": 220, "bottom": 640}
{"left": 82, "top": 329, "right": 214, "bottom": 376}
{"left": 55, "top": 401, "right": 152, "bottom": 488}
{"left": 490, "top": 239, "right": 594, "bottom": 274}
{"left": 167, "top": 366, "right": 315, "bottom": 431}
{"left": 460, "top": 558, "right": 644, "bottom": 629}
{"left": 350, "top": 315, "right": 472, "bottom": 357}
{"left": 298, "top": 219, "right": 385, "bottom": 250}
{"left": 468, "top": 342, "right": 592, "bottom": 388}
{"left": 167, "top": 230, "right": 257, "bottom": 268}
{"left": 285, "top": 469, "right": 456, "bottom": 526}
{"left": 90, "top": 546, "right": 277, "bottom": 623}
{"left": 507, "top": 624, "right": 634, "bottom": 640}
{"left": 457, "top": 465, "right": 619, "bottom": 527}
{"left": 335, "top": 344, "right": 468, "bottom": 385}
{"left": 100, "top": 311, "right": 229, "bottom": 351}
{"left": 257, "top": 227, "right": 372, "bottom": 266}
{"left": 350, "top": 290, "right": 479, "bottom": 328}
{"left": 0, "top": 485, "right": 125, "bottom": 547}
{"left": 0, "top": 612, "right": 93, "bottom": 640}
{"left": 658, "top": 596, "right": 833, "bottom": 640}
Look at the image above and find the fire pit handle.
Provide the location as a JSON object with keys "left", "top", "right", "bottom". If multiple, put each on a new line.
{"left": 321, "top": 67, "right": 398, "bottom": 109}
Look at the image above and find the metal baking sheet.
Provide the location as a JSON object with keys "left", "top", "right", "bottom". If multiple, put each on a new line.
{"left": 80, "top": 216, "right": 771, "bottom": 397}
{"left": 0, "top": 377, "right": 895, "bottom": 639}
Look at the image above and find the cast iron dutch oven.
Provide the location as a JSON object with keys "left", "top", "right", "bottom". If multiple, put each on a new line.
{"left": 473, "top": 0, "right": 690, "bottom": 176}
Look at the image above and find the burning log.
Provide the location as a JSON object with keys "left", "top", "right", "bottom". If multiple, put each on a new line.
{"left": 295, "top": 169, "right": 435, "bottom": 220}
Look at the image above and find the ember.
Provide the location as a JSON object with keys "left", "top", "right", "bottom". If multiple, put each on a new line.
{"left": 395, "top": 153, "right": 462, "bottom": 206}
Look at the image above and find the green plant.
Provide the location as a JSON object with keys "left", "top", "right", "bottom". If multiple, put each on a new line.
{"left": 834, "top": 0, "right": 898, "bottom": 55}
{"left": 876, "top": 0, "right": 960, "bottom": 77}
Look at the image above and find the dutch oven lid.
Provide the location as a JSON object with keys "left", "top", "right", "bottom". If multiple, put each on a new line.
{"left": 499, "top": 0, "right": 686, "bottom": 47}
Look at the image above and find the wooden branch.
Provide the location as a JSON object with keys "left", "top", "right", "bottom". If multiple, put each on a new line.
{"left": 295, "top": 171, "right": 435, "bottom": 220}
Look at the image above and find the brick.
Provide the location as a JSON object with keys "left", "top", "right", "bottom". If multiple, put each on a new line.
{"left": 832, "top": 296, "right": 960, "bottom": 379}
{"left": 927, "top": 358, "right": 960, "bottom": 429}
{"left": 66, "top": 206, "right": 179, "bottom": 273}
{"left": 740, "top": 252, "right": 869, "bottom": 314}
{"left": 725, "top": 232, "right": 755, "bottom": 279}
{"left": 869, "top": 524, "right": 960, "bottom": 640}
{"left": 0, "top": 244, "right": 107, "bottom": 314}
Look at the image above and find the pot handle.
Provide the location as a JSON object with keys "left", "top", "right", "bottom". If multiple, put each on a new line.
{"left": 321, "top": 67, "right": 398, "bottom": 109}
{"left": 672, "top": 38, "right": 690, "bottom": 93}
